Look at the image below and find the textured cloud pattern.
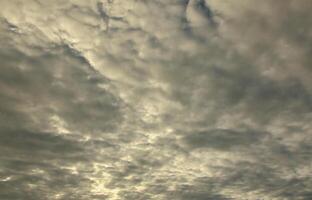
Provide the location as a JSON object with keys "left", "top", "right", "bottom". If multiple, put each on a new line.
{"left": 0, "top": 0, "right": 312, "bottom": 199}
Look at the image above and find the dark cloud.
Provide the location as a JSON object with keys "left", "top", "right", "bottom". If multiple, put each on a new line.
{"left": 181, "top": 129, "right": 266, "bottom": 150}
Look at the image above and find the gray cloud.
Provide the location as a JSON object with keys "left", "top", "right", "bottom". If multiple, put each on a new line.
{"left": 0, "top": 0, "right": 312, "bottom": 199}
{"left": 181, "top": 129, "right": 266, "bottom": 150}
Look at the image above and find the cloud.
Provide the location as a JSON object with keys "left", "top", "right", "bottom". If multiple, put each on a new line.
{"left": 181, "top": 129, "right": 266, "bottom": 150}
{"left": 0, "top": 0, "right": 312, "bottom": 199}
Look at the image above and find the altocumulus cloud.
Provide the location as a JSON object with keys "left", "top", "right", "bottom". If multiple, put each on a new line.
{"left": 0, "top": 0, "right": 312, "bottom": 199}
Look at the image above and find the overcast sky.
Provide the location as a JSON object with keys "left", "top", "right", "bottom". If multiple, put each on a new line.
{"left": 0, "top": 0, "right": 312, "bottom": 199}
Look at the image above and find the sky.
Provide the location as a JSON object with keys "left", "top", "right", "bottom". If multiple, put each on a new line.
{"left": 0, "top": 0, "right": 312, "bottom": 199}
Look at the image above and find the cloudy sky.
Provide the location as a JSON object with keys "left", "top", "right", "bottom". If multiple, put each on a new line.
{"left": 0, "top": 0, "right": 312, "bottom": 199}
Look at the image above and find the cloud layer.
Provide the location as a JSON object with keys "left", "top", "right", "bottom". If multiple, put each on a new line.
{"left": 0, "top": 0, "right": 312, "bottom": 199}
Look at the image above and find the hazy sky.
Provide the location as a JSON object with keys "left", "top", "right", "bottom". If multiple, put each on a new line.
{"left": 0, "top": 0, "right": 312, "bottom": 199}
